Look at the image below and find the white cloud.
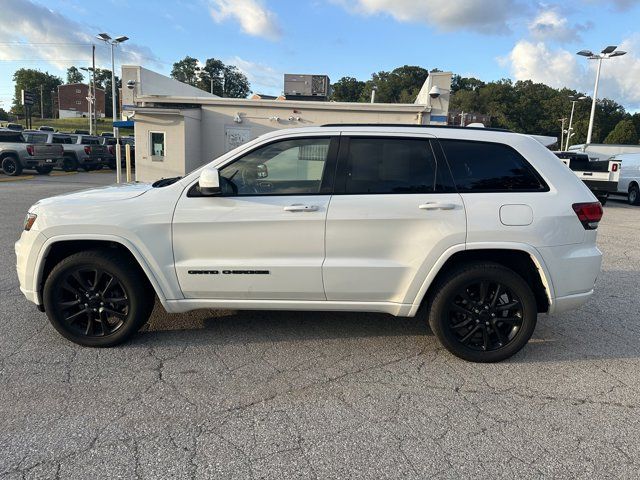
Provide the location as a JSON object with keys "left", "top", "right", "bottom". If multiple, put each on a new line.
{"left": 504, "top": 37, "right": 640, "bottom": 109}
{"left": 0, "top": 0, "right": 161, "bottom": 72}
{"left": 227, "top": 56, "right": 283, "bottom": 95}
{"left": 209, "top": 0, "right": 281, "bottom": 41}
{"left": 528, "top": 8, "right": 593, "bottom": 43}
{"left": 333, "top": 0, "right": 523, "bottom": 34}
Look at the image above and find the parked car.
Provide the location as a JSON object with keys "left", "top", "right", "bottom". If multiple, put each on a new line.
{"left": 15, "top": 125, "right": 603, "bottom": 362}
{"left": 23, "top": 130, "right": 75, "bottom": 172}
{"left": 554, "top": 151, "right": 621, "bottom": 204}
{"left": 0, "top": 128, "right": 63, "bottom": 175}
{"left": 67, "top": 134, "right": 109, "bottom": 171}
{"left": 38, "top": 126, "right": 55, "bottom": 132}
{"left": 611, "top": 153, "right": 640, "bottom": 205}
{"left": 5, "top": 123, "right": 23, "bottom": 131}
{"left": 101, "top": 136, "right": 135, "bottom": 169}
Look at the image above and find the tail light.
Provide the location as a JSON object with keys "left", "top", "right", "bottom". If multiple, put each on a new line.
{"left": 84, "top": 146, "right": 91, "bottom": 155}
{"left": 26, "top": 145, "right": 35, "bottom": 156}
{"left": 612, "top": 163, "right": 619, "bottom": 172}
{"left": 108, "top": 145, "right": 114, "bottom": 155}
{"left": 573, "top": 202, "right": 603, "bottom": 230}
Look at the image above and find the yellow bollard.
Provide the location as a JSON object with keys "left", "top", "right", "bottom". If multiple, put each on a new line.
{"left": 125, "top": 144, "right": 132, "bottom": 183}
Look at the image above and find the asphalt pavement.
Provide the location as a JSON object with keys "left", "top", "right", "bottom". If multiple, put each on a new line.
{"left": 1, "top": 172, "right": 639, "bottom": 479}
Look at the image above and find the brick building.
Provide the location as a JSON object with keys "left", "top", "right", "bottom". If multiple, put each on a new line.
{"left": 57, "top": 83, "right": 106, "bottom": 119}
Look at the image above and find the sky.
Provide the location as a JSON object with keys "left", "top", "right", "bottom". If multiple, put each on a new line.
{"left": 1, "top": 0, "right": 640, "bottom": 112}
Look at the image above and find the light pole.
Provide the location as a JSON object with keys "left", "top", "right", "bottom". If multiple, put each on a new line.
{"left": 577, "top": 46, "right": 626, "bottom": 146}
{"left": 565, "top": 95, "right": 587, "bottom": 150}
{"left": 97, "top": 32, "right": 128, "bottom": 182}
{"left": 80, "top": 66, "right": 95, "bottom": 134}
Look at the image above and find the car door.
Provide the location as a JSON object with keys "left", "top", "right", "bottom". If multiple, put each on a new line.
{"left": 323, "top": 134, "right": 466, "bottom": 304}
{"left": 172, "top": 134, "right": 339, "bottom": 300}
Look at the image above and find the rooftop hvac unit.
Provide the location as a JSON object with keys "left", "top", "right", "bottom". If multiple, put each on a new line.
{"left": 284, "top": 74, "right": 330, "bottom": 98}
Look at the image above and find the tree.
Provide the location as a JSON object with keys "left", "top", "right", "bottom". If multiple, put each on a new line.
{"left": 93, "top": 68, "right": 122, "bottom": 117}
{"left": 11, "top": 68, "right": 62, "bottom": 118}
{"left": 451, "top": 75, "right": 485, "bottom": 93}
{"left": 604, "top": 119, "right": 639, "bottom": 145}
{"left": 331, "top": 76, "right": 366, "bottom": 102}
{"left": 0, "top": 108, "right": 9, "bottom": 121}
{"left": 358, "top": 65, "right": 429, "bottom": 103}
{"left": 66, "top": 66, "right": 84, "bottom": 84}
{"left": 171, "top": 56, "right": 200, "bottom": 86}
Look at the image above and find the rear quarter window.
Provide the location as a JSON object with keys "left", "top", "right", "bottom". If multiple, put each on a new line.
{"left": 439, "top": 139, "right": 548, "bottom": 192}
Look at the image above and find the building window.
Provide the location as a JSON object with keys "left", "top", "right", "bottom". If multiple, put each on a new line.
{"left": 75, "top": 100, "right": 81, "bottom": 105}
{"left": 75, "top": 89, "right": 81, "bottom": 93}
{"left": 150, "top": 132, "right": 165, "bottom": 161}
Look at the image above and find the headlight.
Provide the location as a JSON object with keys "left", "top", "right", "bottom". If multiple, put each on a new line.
{"left": 23, "top": 213, "right": 37, "bottom": 231}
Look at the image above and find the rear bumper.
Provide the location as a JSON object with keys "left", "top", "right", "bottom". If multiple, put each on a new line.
{"left": 24, "top": 157, "right": 63, "bottom": 168}
{"left": 538, "top": 243, "right": 602, "bottom": 314}
{"left": 583, "top": 180, "right": 618, "bottom": 194}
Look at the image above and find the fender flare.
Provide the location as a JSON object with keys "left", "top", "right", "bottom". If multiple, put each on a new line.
{"left": 407, "top": 242, "right": 556, "bottom": 317}
{"left": 33, "top": 233, "right": 171, "bottom": 309}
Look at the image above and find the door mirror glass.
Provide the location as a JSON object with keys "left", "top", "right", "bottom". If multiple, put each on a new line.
{"left": 199, "top": 168, "right": 221, "bottom": 196}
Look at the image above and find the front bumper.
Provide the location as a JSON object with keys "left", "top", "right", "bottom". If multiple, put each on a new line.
{"left": 15, "top": 230, "right": 47, "bottom": 306}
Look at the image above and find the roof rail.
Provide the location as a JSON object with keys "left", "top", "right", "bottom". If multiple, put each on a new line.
{"left": 320, "top": 123, "right": 512, "bottom": 133}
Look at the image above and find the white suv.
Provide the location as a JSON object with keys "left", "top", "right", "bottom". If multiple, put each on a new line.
{"left": 15, "top": 125, "right": 603, "bottom": 362}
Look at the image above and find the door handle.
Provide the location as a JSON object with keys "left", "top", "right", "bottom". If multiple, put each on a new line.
{"left": 418, "top": 202, "right": 457, "bottom": 211}
{"left": 283, "top": 204, "right": 319, "bottom": 212}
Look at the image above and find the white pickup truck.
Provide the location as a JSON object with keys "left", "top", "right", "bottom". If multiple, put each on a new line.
{"left": 554, "top": 151, "right": 621, "bottom": 205}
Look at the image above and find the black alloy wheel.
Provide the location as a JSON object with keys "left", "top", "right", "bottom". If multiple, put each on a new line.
{"left": 2, "top": 156, "right": 21, "bottom": 176}
{"left": 53, "top": 267, "right": 129, "bottom": 338}
{"left": 43, "top": 250, "right": 155, "bottom": 347}
{"left": 447, "top": 280, "right": 523, "bottom": 352}
{"left": 428, "top": 262, "right": 537, "bottom": 362}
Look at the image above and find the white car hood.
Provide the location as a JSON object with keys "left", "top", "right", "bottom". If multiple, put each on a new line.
{"left": 33, "top": 182, "right": 153, "bottom": 208}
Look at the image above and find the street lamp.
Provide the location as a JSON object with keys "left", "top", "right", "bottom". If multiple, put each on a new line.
{"left": 565, "top": 95, "right": 587, "bottom": 150}
{"left": 577, "top": 46, "right": 627, "bottom": 145}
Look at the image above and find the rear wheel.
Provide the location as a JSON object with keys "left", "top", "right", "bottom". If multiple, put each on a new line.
{"left": 1, "top": 155, "right": 22, "bottom": 176}
{"left": 62, "top": 155, "right": 78, "bottom": 172}
{"left": 35, "top": 166, "right": 53, "bottom": 175}
{"left": 628, "top": 184, "right": 640, "bottom": 206}
{"left": 81, "top": 165, "right": 92, "bottom": 172}
{"left": 43, "top": 250, "right": 155, "bottom": 347}
{"left": 428, "top": 262, "right": 537, "bottom": 362}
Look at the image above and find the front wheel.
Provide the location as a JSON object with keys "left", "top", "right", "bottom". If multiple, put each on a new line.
{"left": 629, "top": 184, "right": 640, "bottom": 206}
{"left": 428, "top": 262, "right": 537, "bottom": 362}
{"left": 43, "top": 250, "right": 155, "bottom": 347}
{"left": 62, "top": 156, "right": 78, "bottom": 172}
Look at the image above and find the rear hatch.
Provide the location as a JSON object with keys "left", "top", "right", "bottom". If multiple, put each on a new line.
{"left": 30, "top": 144, "right": 64, "bottom": 163}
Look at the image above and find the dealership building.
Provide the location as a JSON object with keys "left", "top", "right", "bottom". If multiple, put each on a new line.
{"left": 120, "top": 66, "right": 453, "bottom": 182}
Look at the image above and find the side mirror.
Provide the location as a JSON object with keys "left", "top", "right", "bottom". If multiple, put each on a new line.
{"left": 256, "top": 163, "right": 268, "bottom": 178}
{"left": 199, "top": 168, "right": 221, "bottom": 196}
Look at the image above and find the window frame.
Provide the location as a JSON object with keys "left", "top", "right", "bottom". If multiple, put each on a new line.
{"left": 332, "top": 135, "right": 456, "bottom": 195}
{"left": 149, "top": 131, "right": 166, "bottom": 161}
{"left": 436, "top": 138, "right": 550, "bottom": 193}
{"left": 188, "top": 135, "right": 340, "bottom": 198}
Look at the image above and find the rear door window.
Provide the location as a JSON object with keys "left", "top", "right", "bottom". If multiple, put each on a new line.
{"left": 439, "top": 139, "right": 548, "bottom": 192}
{"left": 52, "top": 135, "right": 72, "bottom": 144}
{"left": 339, "top": 137, "right": 451, "bottom": 194}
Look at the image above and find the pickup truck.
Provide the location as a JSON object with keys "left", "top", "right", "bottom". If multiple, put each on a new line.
{"left": 67, "top": 134, "right": 109, "bottom": 171}
{"left": 0, "top": 129, "right": 64, "bottom": 176}
{"left": 554, "top": 151, "right": 621, "bottom": 204}
{"left": 23, "top": 131, "right": 108, "bottom": 172}
{"left": 101, "top": 136, "right": 135, "bottom": 169}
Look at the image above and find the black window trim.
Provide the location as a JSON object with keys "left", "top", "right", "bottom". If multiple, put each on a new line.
{"left": 187, "top": 135, "right": 340, "bottom": 198}
{"left": 332, "top": 135, "right": 456, "bottom": 195}
{"left": 436, "top": 138, "right": 550, "bottom": 193}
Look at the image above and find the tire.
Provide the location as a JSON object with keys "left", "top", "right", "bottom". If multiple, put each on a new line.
{"left": 42, "top": 249, "right": 155, "bottom": 347}
{"left": 81, "top": 165, "right": 92, "bottom": 172}
{"left": 427, "top": 262, "right": 537, "bottom": 363}
{"left": 62, "top": 156, "right": 78, "bottom": 172}
{"left": 35, "top": 166, "right": 53, "bottom": 175}
{"left": 1, "top": 155, "right": 22, "bottom": 176}
{"left": 628, "top": 183, "right": 640, "bottom": 206}
{"left": 95, "top": 164, "right": 103, "bottom": 170}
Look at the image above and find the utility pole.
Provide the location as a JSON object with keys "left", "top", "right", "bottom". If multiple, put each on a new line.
{"left": 40, "top": 85, "right": 44, "bottom": 119}
{"left": 559, "top": 118, "right": 567, "bottom": 149}
{"left": 92, "top": 45, "right": 97, "bottom": 134}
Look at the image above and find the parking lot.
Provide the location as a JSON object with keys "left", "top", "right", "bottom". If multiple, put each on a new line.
{"left": 1, "top": 172, "right": 639, "bottom": 479}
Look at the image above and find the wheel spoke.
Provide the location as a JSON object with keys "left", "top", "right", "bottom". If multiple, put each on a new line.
{"left": 459, "top": 325, "right": 480, "bottom": 345}
{"left": 450, "top": 303, "right": 474, "bottom": 316}
{"left": 103, "top": 296, "right": 127, "bottom": 305}
{"left": 59, "top": 299, "right": 81, "bottom": 308}
{"left": 481, "top": 325, "right": 489, "bottom": 350}
{"left": 98, "top": 312, "right": 107, "bottom": 336}
{"left": 478, "top": 281, "right": 489, "bottom": 303}
{"left": 61, "top": 281, "right": 82, "bottom": 297}
{"left": 496, "top": 300, "right": 520, "bottom": 311}
{"left": 497, "top": 316, "right": 523, "bottom": 327}
{"left": 451, "top": 318, "right": 474, "bottom": 329}
{"left": 103, "top": 308, "right": 127, "bottom": 320}
{"left": 64, "top": 308, "right": 88, "bottom": 324}
{"left": 490, "top": 284, "right": 503, "bottom": 308}
{"left": 71, "top": 271, "right": 90, "bottom": 291}
{"left": 101, "top": 275, "right": 114, "bottom": 296}
{"left": 459, "top": 289, "right": 473, "bottom": 304}
{"left": 491, "top": 320, "right": 509, "bottom": 345}
{"left": 85, "top": 314, "right": 94, "bottom": 335}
